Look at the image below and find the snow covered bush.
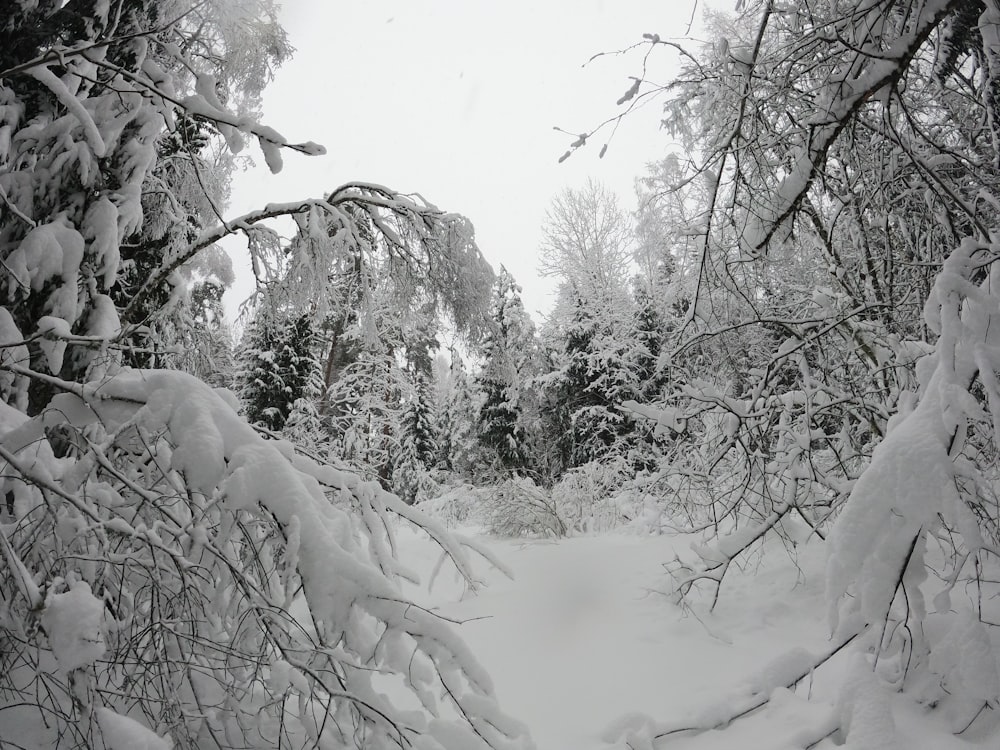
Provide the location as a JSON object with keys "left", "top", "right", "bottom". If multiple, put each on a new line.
{"left": 478, "top": 477, "right": 567, "bottom": 538}
{"left": 416, "top": 483, "right": 482, "bottom": 528}
{"left": 430, "top": 460, "right": 654, "bottom": 539}
{"left": 0, "top": 2, "right": 531, "bottom": 748}
{"left": 548, "top": 456, "right": 639, "bottom": 533}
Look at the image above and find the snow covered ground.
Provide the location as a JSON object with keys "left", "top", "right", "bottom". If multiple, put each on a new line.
{"left": 395, "top": 525, "right": 994, "bottom": 750}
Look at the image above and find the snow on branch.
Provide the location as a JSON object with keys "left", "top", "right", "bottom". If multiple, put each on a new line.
{"left": 122, "top": 184, "right": 464, "bottom": 325}
{"left": 0, "top": 367, "right": 533, "bottom": 749}
{"left": 826, "top": 235, "right": 1000, "bottom": 682}
{"left": 602, "top": 629, "right": 861, "bottom": 748}
{"left": 742, "top": 0, "right": 960, "bottom": 254}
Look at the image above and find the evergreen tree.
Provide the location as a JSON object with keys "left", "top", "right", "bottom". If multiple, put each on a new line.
{"left": 475, "top": 268, "right": 537, "bottom": 473}
{"left": 392, "top": 307, "right": 441, "bottom": 502}
{"left": 534, "top": 182, "right": 646, "bottom": 474}
{"left": 392, "top": 370, "right": 439, "bottom": 504}
{"left": 238, "top": 312, "right": 323, "bottom": 432}
{"left": 565, "top": 294, "right": 629, "bottom": 464}
{"left": 631, "top": 281, "right": 669, "bottom": 402}
{"left": 540, "top": 289, "right": 642, "bottom": 471}
{"left": 437, "top": 349, "right": 479, "bottom": 476}
{"left": 478, "top": 379, "right": 529, "bottom": 471}
{"left": 408, "top": 372, "right": 439, "bottom": 467}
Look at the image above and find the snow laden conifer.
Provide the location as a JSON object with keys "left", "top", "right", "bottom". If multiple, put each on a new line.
{"left": 438, "top": 349, "right": 480, "bottom": 477}
{"left": 0, "top": 3, "right": 532, "bottom": 748}
{"left": 393, "top": 370, "right": 440, "bottom": 505}
{"left": 561, "top": 294, "right": 634, "bottom": 465}
{"left": 392, "top": 312, "right": 440, "bottom": 504}
{"left": 238, "top": 310, "right": 323, "bottom": 432}
{"left": 475, "top": 268, "right": 538, "bottom": 474}
{"left": 534, "top": 182, "right": 655, "bottom": 475}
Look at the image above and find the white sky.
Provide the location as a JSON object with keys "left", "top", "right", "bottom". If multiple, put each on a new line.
{"left": 223, "top": 0, "right": 704, "bottom": 323}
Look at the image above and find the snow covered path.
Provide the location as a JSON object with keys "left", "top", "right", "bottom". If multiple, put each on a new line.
{"left": 397, "top": 530, "right": 836, "bottom": 750}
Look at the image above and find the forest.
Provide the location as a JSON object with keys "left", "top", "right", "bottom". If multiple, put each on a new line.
{"left": 1, "top": 0, "right": 1000, "bottom": 748}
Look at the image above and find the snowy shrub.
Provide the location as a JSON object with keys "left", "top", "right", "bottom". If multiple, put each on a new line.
{"left": 478, "top": 477, "right": 567, "bottom": 538}
{"left": 549, "top": 456, "right": 637, "bottom": 533}
{"left": 589, "top": 486, "right": 667, "bottom": 536}
{"left": 417, "top": 483, "right": 483, "bottom": 528}
{"left": 447, "top": 462, "right": 662, "bottom": 539}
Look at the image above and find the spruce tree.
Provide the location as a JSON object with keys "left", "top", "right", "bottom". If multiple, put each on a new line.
{"left": 392, "top": 370, "right": 439, "bottom": 504}
{"left": 475, "top": 268, "right": 537, "bottom": 473}
{"left": 632, "top": 282, "right": 667, "bottom": 401}
{"left": 438, "top": 350, "right": 479, "bottom": 476}
{"left": 542, "top": 289, "right": 640, "bottom": 470}
{"left": 239, "top": 312, "right": 322, "bottom": 432}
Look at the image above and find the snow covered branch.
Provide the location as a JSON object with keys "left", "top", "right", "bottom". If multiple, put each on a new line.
{"left": 743, "top": 0, "right": 963, "bottom": 254}
{"left": 0, "top": 369, "right": 533, "bottom": 749}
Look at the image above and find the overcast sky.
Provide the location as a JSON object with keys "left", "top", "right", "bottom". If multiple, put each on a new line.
{"left": 223, "top": 0, "right": 703, "bottom": 323}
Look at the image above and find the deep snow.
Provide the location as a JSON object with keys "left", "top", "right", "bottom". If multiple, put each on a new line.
{"left": 5, "top": 520, "right": 995, "bottom": 749}
{"left": 395, "top": 526, "right": 994, "bottom": 750}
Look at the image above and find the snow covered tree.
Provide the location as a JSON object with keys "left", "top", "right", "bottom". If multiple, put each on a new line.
{"left": 577, "top": 0, "right": 1000, "bottom": 744}
{"left": 544, "top": 291, "right": 640, "bottom": 467}
{"left": 437, "top": 349, "right": 480, "bottom": 477}
{"left": 276, "top": 187, "right": 494, "bottom": 396}
{"left": 158, "top": 246, "right": 238, "bottom": 387}
{"left": 475, "top": 268, "right": 538, "bottom": 474}
{"left": 478, "top": 378, "right": 529, "bottom": 472}
{"left": 539, "top": 179, "right": 633, "bottom": 301}
{"left": 392, "top": 371, "right": 439, "bottom": 504}
{"left": 535, "top": 184, "right": 650, "bottom": 472}
{"left": 566, "top": 0, "right": 1000, "bottom": 603}
{"left": 238, "top": 311, "right": 323, "bottom": 432}
{"left": 391, "top": 310, "right": 440, "bottom": 503}
{"left": 0, "top": 4, "right": 531, "bottom": 748}
{"left": 324, "top": 337, "right": 407, "bottom": 482}
{"left": 257, "top": 181, "right": 494, "bottom": 485}
{"left": 630, "top": 280, "right": 668, "bottom": 402}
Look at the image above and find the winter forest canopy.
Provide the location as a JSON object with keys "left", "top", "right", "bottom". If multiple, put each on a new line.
{"left": 3, "top": 0, "right": 1000, "bottom": 748}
